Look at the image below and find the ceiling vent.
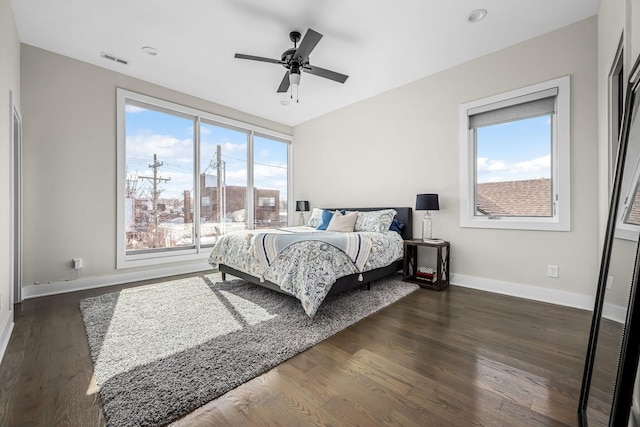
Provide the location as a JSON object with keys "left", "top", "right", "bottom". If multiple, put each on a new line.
{"left": 100, "top": 52, "right": 128, "bottom": 65}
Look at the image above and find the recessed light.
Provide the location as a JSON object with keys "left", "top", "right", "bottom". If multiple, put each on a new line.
{"left": 467, "top": 9, "right": 487, "bottom": 23}
{"left": 280, "top": 100, "right": 290, "bottom": 106}
{"left": 142, "top": 46, "right": 160, "bottom": 56}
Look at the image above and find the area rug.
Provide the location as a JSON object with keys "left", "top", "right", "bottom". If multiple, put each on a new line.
{"left": 79, "top": 273, "right": 418, "bottom": 427}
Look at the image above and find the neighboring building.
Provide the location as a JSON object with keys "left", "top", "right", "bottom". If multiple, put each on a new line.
{"left": 200, "top": 174, "right": 282, "bottom": 225}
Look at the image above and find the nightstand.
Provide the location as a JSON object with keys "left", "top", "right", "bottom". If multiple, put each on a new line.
{"left": 403, "top": 239, "right": 450, "bottom": 290}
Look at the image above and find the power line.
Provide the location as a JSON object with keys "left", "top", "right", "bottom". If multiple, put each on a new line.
{"left": 221, "top": 154, "right": 287, "bottom": 170}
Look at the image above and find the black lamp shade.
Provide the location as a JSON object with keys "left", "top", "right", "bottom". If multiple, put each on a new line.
{"left": 416, "top": 194, "right": 439, "bottom": 211}
{"left": 296, "top": 200, "right": 310, "bottom": 212}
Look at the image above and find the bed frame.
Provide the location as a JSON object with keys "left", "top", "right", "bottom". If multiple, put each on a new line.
{"left": 219, "top": 207, "right": 413, "bottom": 297}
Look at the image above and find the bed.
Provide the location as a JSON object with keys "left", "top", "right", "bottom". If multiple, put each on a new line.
{"left": 208, "top": 207, "right": 413, "bottom": 317}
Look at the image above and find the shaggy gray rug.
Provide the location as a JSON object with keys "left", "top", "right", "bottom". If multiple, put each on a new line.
{"left": 79, "top": 274, "right": 418, "bottom": 427}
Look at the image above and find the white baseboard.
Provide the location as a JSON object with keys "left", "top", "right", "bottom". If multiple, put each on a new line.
{"left": 0, "top": 309, "right": 14, "bottom": 366}
{"left": 19, "top": 268, "right": 626, "bottom": 323}
{"left": 22, "top": 263, "right": 214, "bottom": 300}
{"left": 451, "top": 274, "right": 626, "bottom": 323}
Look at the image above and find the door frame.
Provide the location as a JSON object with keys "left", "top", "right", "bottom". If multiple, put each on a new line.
{"left": 9, "top": 90, "right": 22, "bottom": 305}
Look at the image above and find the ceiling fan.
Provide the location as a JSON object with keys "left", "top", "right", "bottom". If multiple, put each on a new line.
{"left": 234, "top": 28, "right": 349, "bottom": 98}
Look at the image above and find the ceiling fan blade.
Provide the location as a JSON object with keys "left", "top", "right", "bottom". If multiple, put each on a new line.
{"left": 234, "top": 53, "right": 282, "bottom": 65}
{"left": 304, "top": 65, "right": 349, "bottom": 84}
{"left": 294, "top": 28, "right": 322, "bottom": 62}
{"left": 277, "top": 71, "right": 290, "bottom": 93}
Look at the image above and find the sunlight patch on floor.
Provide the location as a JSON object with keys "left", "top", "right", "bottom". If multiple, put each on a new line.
{"left": 92, "top": 278, "right": 276, "bottom": 385}
{"left": 86, "top": 373, "right": 100, "bottom": 395}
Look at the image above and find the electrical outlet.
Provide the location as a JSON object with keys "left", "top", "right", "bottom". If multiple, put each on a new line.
{"left": 73, "top": 258, "right": 83, "bottom": 270}
{"left": 607, "top": 275, "right": 614, "bottom": 289}
{"left": 547, "top": 265, "right": 559, "bottom": 278}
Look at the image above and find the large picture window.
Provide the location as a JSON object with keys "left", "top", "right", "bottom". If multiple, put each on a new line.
{"left": 117, "top": 89, "right": 291, "bottom": 268}
{"left": 459, "top": 76, "right": 571, "bottom": 231}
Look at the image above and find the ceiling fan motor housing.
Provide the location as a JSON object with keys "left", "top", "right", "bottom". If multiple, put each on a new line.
{"left": 281, "top": 48, "right": 297, "bottom": 68}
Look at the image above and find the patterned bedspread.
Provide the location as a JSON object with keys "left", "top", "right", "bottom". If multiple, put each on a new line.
{"left": 208, "top": 226, "right": 404, "bottom": 317}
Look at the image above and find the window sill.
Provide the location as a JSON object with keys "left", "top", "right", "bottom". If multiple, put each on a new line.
{"left": 460, "top": 216, "right": 570, "bottom": 232}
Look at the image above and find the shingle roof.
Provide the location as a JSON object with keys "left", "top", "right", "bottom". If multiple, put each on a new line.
{"left": 626, "top": 186, "right": 640, "bottom": 225}
{"left": 476, "top": 178, "right": 551, "bottom": 217}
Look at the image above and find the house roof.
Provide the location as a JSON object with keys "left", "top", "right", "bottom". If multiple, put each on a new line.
{"left": 627, "top": 187, "right": 640, "bottom": 225}
{"left": 476, "top": 178, "right": 551, "bottom": 217}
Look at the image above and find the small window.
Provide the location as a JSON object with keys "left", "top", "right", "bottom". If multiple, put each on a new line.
{"left": 258, "top": 197, "right": 276, "bottom": 207}
{"left": 459, "top": 76, "right": 570, "bottom": 231}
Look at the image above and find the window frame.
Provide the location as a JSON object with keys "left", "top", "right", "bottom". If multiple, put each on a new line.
{"left": 459, "top": 76, "right": 571, "bottom": 231}
{"left": 116, "top": 89, "right": 292, "bottom": 269}
{"left": 609, "top": 35, "right": 625, "bottom": 191}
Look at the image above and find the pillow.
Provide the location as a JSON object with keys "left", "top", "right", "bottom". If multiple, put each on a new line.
{"left": 306, "top": 208, "right": 323, "bottom": 228}
{"left": 316, "top": 210, "right": 334, "bottom": 230}
{"left": 354, "top": 209, "right": 397, "bottom": 233}
{"left": 389, "top": 218, "right": 405, "bottom": 234}
{"left": 327, "top": 210, "right": 358, "bottom": 232}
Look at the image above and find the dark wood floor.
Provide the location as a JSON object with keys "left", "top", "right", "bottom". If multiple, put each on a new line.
{"left": 0, "top": 274, "right": 599, "bottom": 426}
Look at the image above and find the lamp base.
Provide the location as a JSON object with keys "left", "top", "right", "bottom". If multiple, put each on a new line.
{"left": 299, "top": 212, "right": 306, "bottom": 226}
{"left": 422, "top": 212, "right": 433, "bottom": 241}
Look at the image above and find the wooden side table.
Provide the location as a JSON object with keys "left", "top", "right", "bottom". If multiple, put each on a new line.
{"left": 403, "top": 239, "right": 450, "bottom": 290}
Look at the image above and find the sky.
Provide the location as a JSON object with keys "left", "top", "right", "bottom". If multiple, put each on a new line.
{"left": 125, "top": 104, "right": 288, "bottom": 202}
{"left": 476, "top": 115, "right": 551, "bottom": 183}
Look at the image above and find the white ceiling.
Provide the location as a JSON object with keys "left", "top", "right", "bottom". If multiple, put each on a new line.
{"left": 11, "top": 0, "right": 600, "bottom": 127}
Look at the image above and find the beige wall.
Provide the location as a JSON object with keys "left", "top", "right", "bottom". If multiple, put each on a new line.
{"left": 20, "top": 44, "right": 292, "bottom": 293}
{"left": 0, "top": 0, "right": 20, "bottom": 350}
{"left": 294, "top": 17, "right": 599, "bottom": 301}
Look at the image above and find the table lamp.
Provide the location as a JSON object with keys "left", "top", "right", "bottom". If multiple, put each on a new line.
{"left": 296, "top": 200, "right": 309, "bottom": 225}
{"left": 416, "top": 194, "right": 439, "bottom": 241}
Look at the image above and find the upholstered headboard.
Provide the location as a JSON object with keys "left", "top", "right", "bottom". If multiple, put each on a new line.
{"left": 323, "top": 207, "right": 413, "bottom": 240}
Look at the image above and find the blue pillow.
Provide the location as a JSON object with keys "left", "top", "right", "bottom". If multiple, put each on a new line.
{"left": 389, "top": 218, "right": 405, "bottom": 234}
{"left": 316, "top": 210, "right": 335, "bottom": 230}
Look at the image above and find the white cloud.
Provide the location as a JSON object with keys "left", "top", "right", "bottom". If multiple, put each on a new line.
{"left": 126, "top": 133, "right": 194, "bottom": 165}
{"left": 514, "top": 154, "right": 550, "bottom": 173}
{"left": 257, "top": 148, "right": 271, "bottom": 159}
{"left": 477, "top": 157, "right": 509, "bottom": 172}
{"left": 477, "top": 154, "right": 550, "bottom": 183}
{"left": 225, "top": 168, "right": 248, "bottom": 186}
{"left": 125, "top": 105, "right": 146, "bottom": 113}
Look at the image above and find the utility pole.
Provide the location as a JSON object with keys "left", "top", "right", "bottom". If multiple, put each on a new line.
{"left": 139, "top": 153, "right": 170, "bottom": 247}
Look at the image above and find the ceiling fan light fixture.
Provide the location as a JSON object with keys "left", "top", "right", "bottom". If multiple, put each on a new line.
{"left": 289, "top": 70, "right": 301, "bottom": 87}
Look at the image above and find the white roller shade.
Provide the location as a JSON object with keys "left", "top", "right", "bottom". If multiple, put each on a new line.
{"left": 468, "top": 87, "right": 558, "bottom": 129}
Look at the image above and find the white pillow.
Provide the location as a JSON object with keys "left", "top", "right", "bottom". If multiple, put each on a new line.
{"left": 327, "top": 210, "right": 358, "bottom": 232}
{"left": 306, "top": 208, "right": 323, "bottom": 227}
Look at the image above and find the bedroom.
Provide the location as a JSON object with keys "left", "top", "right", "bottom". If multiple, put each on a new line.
{"left": 0, "top": 0, "right": 637, "bottom": 425}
